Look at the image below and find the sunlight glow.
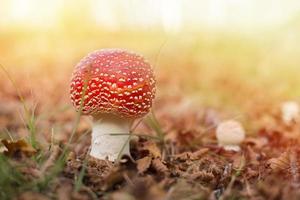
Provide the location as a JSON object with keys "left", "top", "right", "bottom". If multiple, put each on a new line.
{"left": 8, "top": 0, "right": 61, "bottom": 27}
{"left": 10, "top": 0, "right": 30, "bottom": 21}
{"left": 91, "top": 0, "right": 119, "bottom": 30}
{"left": 161, "top": 0, "right": 182, "bottom": 32}
{"left": 2, "top": 0, "right": 300, "bottom": 31}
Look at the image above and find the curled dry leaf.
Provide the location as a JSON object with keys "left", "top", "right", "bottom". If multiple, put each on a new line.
{"left": 142, "top": 141, "right": 161, "bottom": 158}
{"left": 188, "top": 171, "right": 215, "bottom": 182}
{"left": 267, "top": 152, "right": 290, "bottom": 172}
{"left": 173, "top": 152, "right": 190, "bottom": 161}
{"left": 174, "top": 148, "right": 210, "bottom": 161}
{"left": 151, "top": 158, "right": 168, "bottom": 174}
{"left": 101, "top": 167, "right": 125, "bottom": 191}
{"left": 137, "top": 156, "right": 152, "bottom": 174}
{"left": 1, "top": 139, "right": 36, "bottom": 157}
{"left": 191, "top": 148, "right": 210, "bottom": 160}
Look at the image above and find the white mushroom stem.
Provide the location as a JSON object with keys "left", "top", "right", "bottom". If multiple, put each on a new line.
{"left": 90, "top": 115, "right": 132, "bottom": 161}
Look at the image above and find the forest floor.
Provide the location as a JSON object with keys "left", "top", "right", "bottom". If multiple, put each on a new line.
{"left": 2, "top": 68, "right": 300, "bottom": 200}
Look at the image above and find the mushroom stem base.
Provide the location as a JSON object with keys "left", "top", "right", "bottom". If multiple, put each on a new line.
{"left": 221, "top": 144, "right": 241, "bottom": 152}
{"left": 90, "top": 116, "right": 132, "bottom": 161}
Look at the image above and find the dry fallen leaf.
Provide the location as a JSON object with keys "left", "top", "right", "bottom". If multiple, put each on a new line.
{"left": 188, "top": 171, "right": 215, "bottom": 182}
{"left": 101, "top": 167, "right": 125, "bottom": 191}
{"left": 267, "top": 151, "right": 290, "bottom": 172}
{"left": 137, "top": 156, "right": 152, "bottom": 174}
{"left": 142, "top": 141, "right": 161, "bottom": 158}
{"left": 151, "top": 158, "right": 168, "bottom": 174}
{"left": 1, "top": 139, "right": 36, "bottom": 157}
{"left": 173, "top": 148, "right": 210, "bottom": 161}
{"left": 190, "top": 148, "right": 210, "bottom": 160}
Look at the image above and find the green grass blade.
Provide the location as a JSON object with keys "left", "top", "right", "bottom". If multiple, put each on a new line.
{"left": 0, "top": 63, "right": 38, "bottom": 149}
{"left": 145, "top": 111, "right": 165, "bottom": 141}
{"left": 74, "top": 153, "right": 89, "bottom": 192}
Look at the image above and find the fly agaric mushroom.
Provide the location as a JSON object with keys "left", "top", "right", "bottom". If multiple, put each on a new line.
{"left": 70, "top": 49, "right": 156, "bottom": 161}
{"left": 216, "top": 120, "right": 245, "bottom": 151}
{"left": 281, "top": 101, "right": 299, "bottom": 125}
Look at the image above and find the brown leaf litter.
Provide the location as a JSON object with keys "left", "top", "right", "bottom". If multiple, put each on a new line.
{"left": 4, "top": 88, "right": 300, "bottom": 199}
{"left": 1, "top": 139, "right": 37, "bottom": 157}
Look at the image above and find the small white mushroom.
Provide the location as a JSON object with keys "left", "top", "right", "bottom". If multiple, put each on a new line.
{"left": 216, "top": 120, "right": 245, "bottom": 151}
{"left": 281, "top": 101, "right": 299, "bottom": 125}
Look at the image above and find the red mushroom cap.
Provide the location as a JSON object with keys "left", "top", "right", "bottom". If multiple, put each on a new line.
{"left": 70, "top": 49, "right": 156, "bottom": 118}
